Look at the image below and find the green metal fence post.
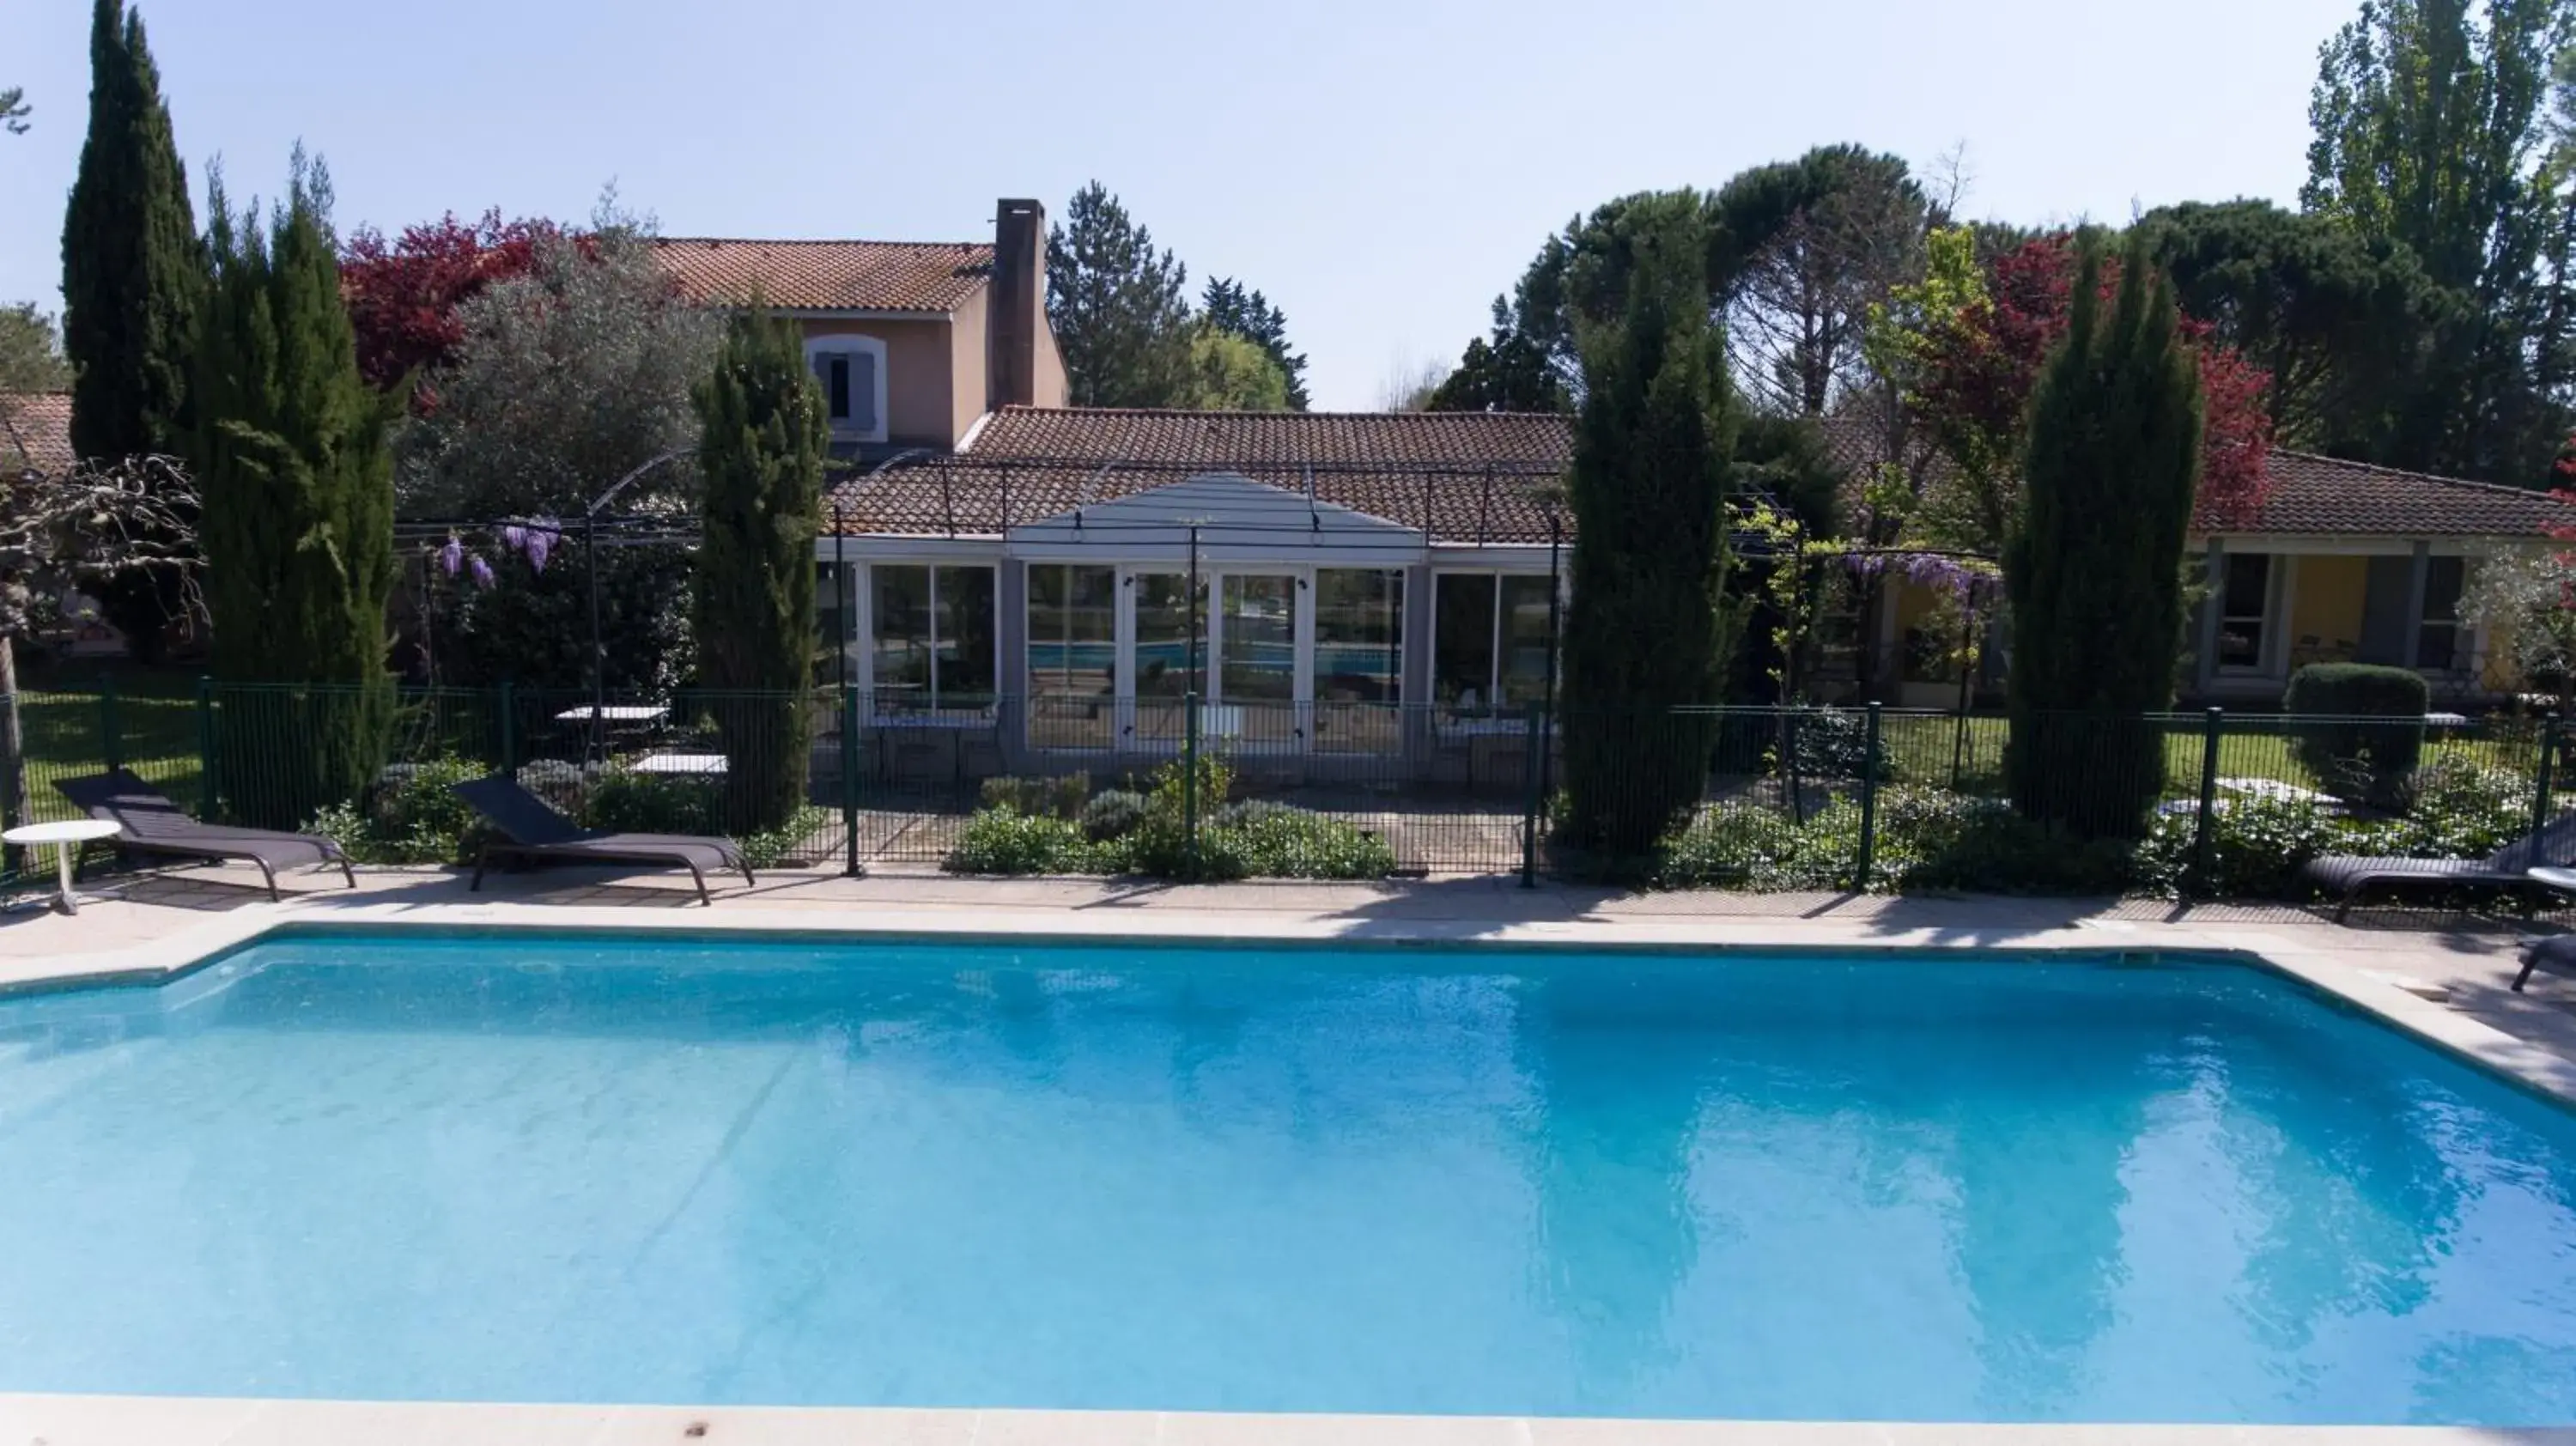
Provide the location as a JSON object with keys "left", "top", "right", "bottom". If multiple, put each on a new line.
{"left": 2192, "top": 708, "right": 2224, "bottom": 897}
{"left": 2532, "top": 713, "right": 2561, "bottom": 839}
{"left": 841, "top": 684, "right": 862, "bottom": 877}
{"left": 1183, "top": 690, "right": 1202, "bottom": 880}
{"left": 1855, "top": 702, "right": 1883, "bottom": 890}
{"left": 1519, "top": 702, "right": 1543, "bottom": 889}
{"left": 1, "top": 691, "right": 22, "bottom": 881}
{"left": 98, "top": 675, "right": 122, "bottom": 774}
{"left": 195, "top": 675, "right": 216, "bottom": 819}
{"left": 497, "top": 681, "right": 518, "bottom": 774}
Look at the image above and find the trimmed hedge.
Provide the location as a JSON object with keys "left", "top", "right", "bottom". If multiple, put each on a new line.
{"left": 2283, "top": 664, "right": 2429, "bottom": 808}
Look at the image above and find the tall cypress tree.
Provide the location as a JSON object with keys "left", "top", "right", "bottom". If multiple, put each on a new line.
{"left": 1559, "top": 216, "right": 1739, "bottom": 868}
{"left": 2004, "top": 233, "right": 2202, "bottom": 839}
{"left": 61, "top": 0, "right": 199, "bottom": 656}
{"left": 693, "top": 301, "right": 823, "bottom": 833}
{"left": 195, "top": 156, "right": 398, "bottom": 829}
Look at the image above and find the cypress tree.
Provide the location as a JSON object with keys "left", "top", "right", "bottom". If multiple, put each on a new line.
{"left": 60, "top": 0, "right": 199, "bottom": 657}
{"left": 1559, "top": 216, "right": 1739, "bottom": 868}
{"left": 194, "top": 156, "right": 398, "bottom": 829}
{"left": 693, "top": 301, "right": 823, "bottom": 833}
{"left": 2004, "top": 233, "right": 2203, "bottom": 839}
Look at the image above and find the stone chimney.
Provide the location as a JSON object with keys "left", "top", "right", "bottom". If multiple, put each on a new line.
{"left": 990, "top": 197, "right": 1046, "bottom": 410}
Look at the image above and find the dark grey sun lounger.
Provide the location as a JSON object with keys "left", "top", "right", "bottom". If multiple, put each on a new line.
{"left": 2302, "top": 810, "right": 2576, "bottom": 922}
{"left": 2515, "top": 933, "right": 2576, "bottom": 992}
{"left": 451, "top": 774, "right": 753, "bottom": 906}
{"left": 53, "top": 769, "right": 357, "bottom": 900}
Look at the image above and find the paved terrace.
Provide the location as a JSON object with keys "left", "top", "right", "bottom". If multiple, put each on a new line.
{"left": 2, "top": 861, "right": 2573, "bottom": 1446}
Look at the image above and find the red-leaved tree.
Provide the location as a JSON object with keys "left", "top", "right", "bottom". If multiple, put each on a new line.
{"left": 339, "top": 210, "right": 569, "bottom": 400}
{"left": 1899, "top": 234, "right": 2274, "bottom": 544}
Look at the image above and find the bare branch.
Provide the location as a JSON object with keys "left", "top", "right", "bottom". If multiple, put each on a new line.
{"left": 0, "top": 454, "right": 202, "bottom": 639}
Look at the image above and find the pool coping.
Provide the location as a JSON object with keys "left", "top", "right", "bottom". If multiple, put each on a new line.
{"left": 5, "top": 897, "right": 2576, "bottom": 1443}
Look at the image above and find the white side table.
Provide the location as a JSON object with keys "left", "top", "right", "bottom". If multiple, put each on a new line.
{"left": 3, "top": 819, "right": 125, "bottom": 914}
{"left": 2530, "top": 866, "right": 2576, "bottom": 898}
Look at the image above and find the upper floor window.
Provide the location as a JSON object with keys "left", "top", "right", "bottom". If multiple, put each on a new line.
{"left": 803, "top": 334, "right": 888, "bottom": 443}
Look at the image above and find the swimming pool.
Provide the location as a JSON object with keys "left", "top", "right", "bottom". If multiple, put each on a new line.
{"left": 0, "top": 928, "right": 2568, "bottom": 1424}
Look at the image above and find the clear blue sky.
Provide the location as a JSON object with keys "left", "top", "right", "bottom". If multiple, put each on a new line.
{"left": 3, "top": 0, "right": 2359, "bottom": 410}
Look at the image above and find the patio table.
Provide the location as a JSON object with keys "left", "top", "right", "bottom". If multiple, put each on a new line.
{"left": 3, "top": 819, "right": 125, "bottom": 915}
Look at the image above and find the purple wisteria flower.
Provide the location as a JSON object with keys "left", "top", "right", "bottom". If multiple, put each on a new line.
{"left": 468, "top": 556, "right": 496, "bottom": 589}
{"left": 439, "top": 538, "right": 464, "bottom": 576}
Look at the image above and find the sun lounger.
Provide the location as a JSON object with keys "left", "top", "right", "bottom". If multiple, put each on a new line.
{"left": 2515, "top": 933, "right": 2576, "bottom": 993}
{"left": 52, "top": 769, "right": 357, "bottom": 901}
{"left": 450, "top": 774, "right": 753, "bottom": 906}
{"left": 2302, "top": 811, "right": 2576, "bottom": 922}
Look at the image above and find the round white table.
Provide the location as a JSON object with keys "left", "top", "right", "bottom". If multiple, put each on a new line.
{"left": 3, "top": 819, "right": 124, "bottom": 914}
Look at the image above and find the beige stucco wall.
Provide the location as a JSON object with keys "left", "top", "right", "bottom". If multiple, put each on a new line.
{"left": 800, "top": 316, "right": 963, "bottom": 449}
{"left": 949, "top": 288, "right": 992, "bottom": 441}
{"left": 1032, "top": 318, "right": 1068, "bottom": 408}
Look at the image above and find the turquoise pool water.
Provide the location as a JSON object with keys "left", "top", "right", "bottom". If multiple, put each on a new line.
{"left": 0, "top": 931, "right": 2569, "bottom": 1423}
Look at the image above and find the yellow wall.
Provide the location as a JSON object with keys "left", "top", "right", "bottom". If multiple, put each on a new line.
{"left": 2286, "top": 554, "right": 2368, "bottom": 660}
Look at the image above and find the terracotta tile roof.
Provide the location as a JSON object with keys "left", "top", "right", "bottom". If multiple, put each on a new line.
{"left": 1814, "top": 415, "right": 2576, "bottom": 539}
{"left": 653, "top": 239, "right": 993, "bottom": 312}
{"left": 830, "top": 406, "right": 1573, "bottom": 544}
{"left": 2233, "top": 450, "right": 2576, "bottom": 537}
{"left": 0, "top": 392, "right": 73, "bottom": 476}
{"left": 829, "top": 406, "right": 2576, "bottom": 545}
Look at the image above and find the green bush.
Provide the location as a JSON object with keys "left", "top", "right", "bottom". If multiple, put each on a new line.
{"left": 980, "top": 773, "right": 1091, "bottom": 821}
{"left": 1078, "top": 789, "right": 1150, "bottom": 842}
{"left": 1654, "top": 801, "right": 1844, "bottom": 890}
{"left": 1120, "top": 756, "right": 1237, "bottom": 879}
{"left": 302, "top": 756, "right": 488, "bottom": 865}
{"left": 2383, "top": 754, "right": 2531, "bottom": 859}
{"left": 2284, "top": 664, "right": 2430, "bottom": 807}
{"left": 584, "top": 766, "right": 724, "bottom": 836}
{"left": 735, "top": 805, "right": 829, "bottom": 869}
{"left": 2132, "top": 796, "right": 2341, "bottom": 899}
{"left": 943, "top": 808, "right": 1104, "bottom": 875}
{"left": 1218, "top": 807, "right": 1395, "bottom": 880}
{"left": 1777, "top": 706, "right": 1888, "bottom": 783}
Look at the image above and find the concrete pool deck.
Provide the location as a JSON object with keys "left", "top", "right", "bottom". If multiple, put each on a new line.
{"left": 2, "top": 862, "right": 2574, "bottom": 1444}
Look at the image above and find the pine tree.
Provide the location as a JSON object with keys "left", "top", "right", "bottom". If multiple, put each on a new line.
{"left": 1559, "top": 216, "right": 1740, "bottom": 869}
{"left": 1046, "top": 183, "right": 1193, "bottom": 407}
{"left": 693, "top": 301, "right": 823, "bottom": 833}
{"left": 1202, "top": 276, "right": 1309, "bottom": 410}
{"left": 194, "top": 155, "right": 398, "bottom": 829}
{"left": 1428, "top": 297, "right": 1573, "bottom": 413}
{"left": 2004, "top": 233, "right": 2202, "bottom": 840}
{"left": 60, "top": 0, "right": 199, "bottom": 656}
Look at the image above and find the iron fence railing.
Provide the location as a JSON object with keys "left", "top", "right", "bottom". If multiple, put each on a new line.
{"left": 0, "top": 682, "right": 2563, "bottom": 901}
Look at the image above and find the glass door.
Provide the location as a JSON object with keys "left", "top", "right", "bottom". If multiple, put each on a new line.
{"left": 1127, "top": 571, "right": 1202, "bottom": 748}
{"left": 1216, "top": 574, "right": 1299, "bottom": 749}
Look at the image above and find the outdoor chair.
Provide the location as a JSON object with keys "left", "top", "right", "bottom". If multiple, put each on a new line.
{"left": 52, "top": 769, "right": 357, "bottom": 901}
{"left": 450, "top": 774, "right": 753, "bottom": 906}
{"left": 2515, "top": 934, "right": 2576, "bottom": 993}
{"left": 2301, "top": 810, "right": 2576, "bottom": 922}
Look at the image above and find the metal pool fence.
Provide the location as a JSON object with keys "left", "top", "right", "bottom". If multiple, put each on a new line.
{"left": 0, "top": 681, "right": 2563, "bottom": 898}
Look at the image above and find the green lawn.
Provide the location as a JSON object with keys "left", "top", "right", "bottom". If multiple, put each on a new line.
{"left": 1874, "top": 713, "right": 2539, "bottom": 799}
{"left": 9, "top": 690, "right": 203, "bottom": 823}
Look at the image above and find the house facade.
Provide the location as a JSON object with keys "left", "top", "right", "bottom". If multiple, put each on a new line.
{"left": 809, "top": 398, "right": 2576, "bottom": 781}
{"left": 814, "top": 407, "right": 1569, "bottom": 783}
{"left": 653, "top": 197, "right": 1066, "bottom": 456}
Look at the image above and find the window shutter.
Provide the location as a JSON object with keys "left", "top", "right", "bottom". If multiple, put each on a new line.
{"left": 851, "top": 349, "right": 879, "bottom": 435}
